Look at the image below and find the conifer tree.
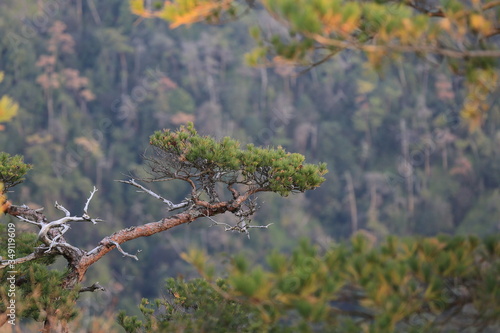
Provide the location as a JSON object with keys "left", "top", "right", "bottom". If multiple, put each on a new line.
{"left": 120, "top": 235, "right": 500, "bottom": 333}
{"left": 0, "top": 124, "right": 326, "bottom": 332}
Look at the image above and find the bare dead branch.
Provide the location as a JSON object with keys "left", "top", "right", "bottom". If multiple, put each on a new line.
{"left": 83, "top": 186, "right": 98, "bottom": 217}
{"left": 116, "top": 179, "right": 189, "bottom": 211}
{"left": 15, "top": 215, "right": 43, "bottom": 227}
{"left": 295, "top": 50, "right": 340, "bottom": 77}
{"left": 79, "top": 282, "right": 105, "bottom": 293}
{"left": 109, "top": 240, "right": 140, "bottom": 261}
{"left": 37, "top": 214, "right": 102, "bottom": 243}
{"left": 246, "top": 223, "right": 274, "bottom": 229}
{"left": 55, "top": 201, "right": 70, "bottom": 217}
{"left": 44, "top": 224, "right": 71, "bottom": 252}
{"left": 85, "top": 246, "right": 100, "bottom": 256}
{"left": 36, "top": 187, "right": 102, "bottom": 244}
{"left": 6, "top": 204, "right": 47, "bottom": 223}
{"left": 205, "top": 214, "right": 273, "bottom": 239}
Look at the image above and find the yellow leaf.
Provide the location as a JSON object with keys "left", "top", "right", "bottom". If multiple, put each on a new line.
{"left": 75, "top": 137, "right": 103, "bottom": 159}
{"left": 375, "top": 280, "right": 390, "bottom": 304}
{"left": 357, "top": 80, "right": 376, "bottom": 94}
{"left": 159, "top": 1, "right": 233, "bottom": 29}
{"left": 180, "top": 248, "right": 207, "bottom": 271}
{"left": 0, "top": 71, "right": 4, "bottom": 83}
{"left": 470, "top": 15, "right": 484, "bottom": 30}
{"left": 130, "top": 0, "right": 147, "bottom": 16}
{"left": 169, "top": 10, "right": 204, "bottom": 28}
{"left": 0, "top": 95, "right": 19, "bottom": 123}
{"left": 1, "top": 183, "right": 8, "bottom": 215}
{"left": 470, "top": 14, "right": 492, "bottom": 35}
{"left": 439, "top": 18, "right": 452, "bottom": 31}
{"left": 461, "top": 103, "right": 483, "bottom": 132}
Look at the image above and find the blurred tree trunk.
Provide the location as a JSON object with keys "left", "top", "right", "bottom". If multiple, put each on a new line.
{"left": 86, "top": 0, "right": 101, "bottom": 25}
{"left": 47, "top": 88, "right": 54, "bottom": 131}
{"left": 260, "top": 67, "right": 267, "bottom": 112}
{"left": 120, "top": 52, "right": 128, "bottom": 94}
{"left": 400, "top": 119, "right": 414, "bottom": 216}
{"left": 76, "top": 0, "right": 82, "bottom": 30}
{"left": 345, "top": 171, "right": 358, "bottom": 235}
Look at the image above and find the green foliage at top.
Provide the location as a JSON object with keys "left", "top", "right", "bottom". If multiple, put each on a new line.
{"left": 0, "top": 152, "right": 32, "bottom": 193}
{"left": 149, "top": 123, "right": 327, "bottom": 196}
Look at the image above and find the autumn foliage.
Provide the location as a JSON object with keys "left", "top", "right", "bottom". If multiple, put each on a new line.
{"left": 131, "top": 0, "right": 500, "bottom": 130}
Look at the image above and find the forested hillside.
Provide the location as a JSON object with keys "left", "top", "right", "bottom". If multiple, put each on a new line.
{"left": 1, "top": 0, "right": 499, "bottom": 329}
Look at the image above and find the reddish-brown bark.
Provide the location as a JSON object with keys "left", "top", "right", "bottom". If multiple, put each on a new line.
{"left": 4, "top": 194, "right": 250, "bottom": 288}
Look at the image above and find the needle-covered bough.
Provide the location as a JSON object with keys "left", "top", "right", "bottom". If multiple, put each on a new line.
{"left": 1, "top": 123, "right": 327, "bottom": 291}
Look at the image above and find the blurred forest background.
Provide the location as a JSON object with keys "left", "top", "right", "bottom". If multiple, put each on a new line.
{"left": 1, "top": 0, "right": 499, "bottom": 329}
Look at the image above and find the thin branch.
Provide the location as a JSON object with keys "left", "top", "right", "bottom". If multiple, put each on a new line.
{"left": 109, "top": 240, "right": 140, "bottom": 261}
{"left": 0, "top": 249, "right": 57, "bottom": 269}
{"left": 116, "top": 179, "right": 189, "bottom": 211}
{"left": 228, "top": 185, "right": 240, "bottom": 199}
{"left": 13, "top": 188, "right": 102, "bottom": 249}
{"left": 37, "top": 216, "right": 97, "bottom": 241}
{"left": 15, "top": 215, "right": 42, "bottom": 227}
{"left": 79, "top": 282, "right": 105, "bottom": 293}
{"left": 485, "top": 29, "right": 500, "bottom": 39}
{"left": 206, "top": 215, "right": 234, "bottom": 230}
{"left": 6, "top": 204, "right": 47, "bottom": 223}
{"left": 294, "top": 50, "right": 340, "bottom": 77}
{"left": 307, "top": 32, "right": 500, "bottom": 59}
{"left": 83, "top": 186, "right": 98, "bottom": 216}
{"left": 205, "top": 214, "right": 273, "bottom": 238}
{"left": 246, "top": 223, "right": 274, "bottom": 230}
{"left": 55, "top": 201, "right": 70, "bottom": 217}
{"left": 0, "top": 253, "right": 36, "bottom": 269}
{"left": 483, "top": 0, "right": 500, "bottom": 11}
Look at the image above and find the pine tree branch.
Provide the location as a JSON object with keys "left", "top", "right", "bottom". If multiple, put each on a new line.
{"left": 306, "top": 32, "right": 500, "bottom": 59}
{"left": 0, "top": 248, "right": 58, "bottom": 269}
